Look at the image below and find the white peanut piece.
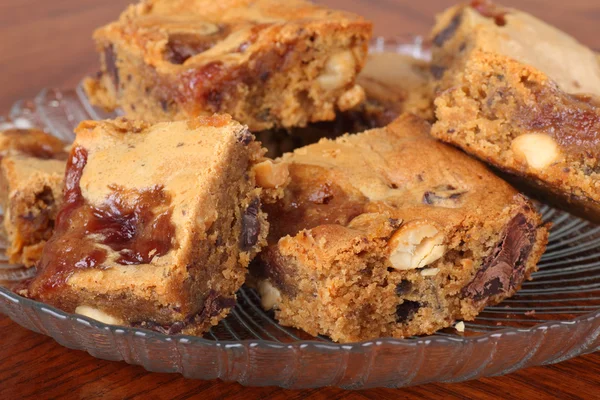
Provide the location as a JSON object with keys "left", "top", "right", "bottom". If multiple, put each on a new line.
{"left": 511, "top": 133, "right": 560, "bottom": 170}
{"left": 75, "top": 305, "right": 124, "bottom": 325}
{"left": 336, "top": 84, "right": 365, "bottom": 111}
{"left": 258, "top": 280, "right": 281, "bottom": 310}
{"left": 253, "top": 160, "right": 289, "bottom": 189}
{"left": 317, "top": 51, "right": 356, "bottom": 91}
{"left": 388, "top": 222, "right": 447, "bottom": 270}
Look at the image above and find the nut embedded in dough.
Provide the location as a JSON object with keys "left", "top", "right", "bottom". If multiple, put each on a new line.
{"left": 75, "top": 305, "right": 124, "bottom": 325}
{"left": 388, "top": 221, "right": 447, "bottom": 270}
{"left": 511, "top": 133, "right": 560, "bottom": 170}
{"left": 317, "top": 51, "right": 356, "bottom": 91}
{"left": 258, "top": 280, "right": 282, "bottom": 310}
{"left": 253, "top": 160, "right": 289, "bottom": 189}
{"left": 336, "top": 84, "right": 365, "bottom": 111}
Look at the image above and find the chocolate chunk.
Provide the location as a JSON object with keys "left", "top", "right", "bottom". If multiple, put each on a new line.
{"left": 250, "top": 248, "right": 296, "bottom": 297}
{"left": 240, "top": 198, "right": 261, "bottom": 250}
{"left": 199, "top": 289, "right": 236, "bottom": 321}
{"left": 167, "top": 321, "right": 185, "bottom": 335}
{"left": 165, "top": 28, "right": 230, "bottom": 64}
{"left": 396, "top": 300, "right": 421, "bottom": 322}
{"left": 462, "top": 214, "right": 535, "bottom": 301}
{"left": 395, "top": 280, "right": 412, "bottom": 296}
{"left": 433, "top": 13, "right": 462, "bottom": 47}
{"left": 132, "top": 291, "right": 236, "bottom": 335}
{"left": 423, "top": 184, "right": 467, "bottom": 207}
{"left": 132, "top": 320, "right": 186, "bottom": 335}
{"left": 388, "top": 218, "right": 401, "bottom": 229}
{"left": 160, "top": 99, "right": 169, "bottom": 112}
{"left": 430, "top": 65, "right": 446, "bottom": 80}
{"left": 104, "top": 45, "right": 119, "bottom": 89}
{"left": 38, "top": 186, "right": 55, "bottom": 207}
{"left": 236, "top": 127, "right": 253, "bottom": 145}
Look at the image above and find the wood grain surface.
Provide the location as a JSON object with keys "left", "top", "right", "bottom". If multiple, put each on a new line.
{"left": 1, "top": 0, "right": 599, "bottom": 398}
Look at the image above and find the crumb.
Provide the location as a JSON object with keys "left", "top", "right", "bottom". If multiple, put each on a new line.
{"left": 454, "top": 321, "right": 465, "bottom": 332}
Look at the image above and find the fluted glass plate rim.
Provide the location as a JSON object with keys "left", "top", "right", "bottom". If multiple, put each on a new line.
{"left": 2, "top": 285, "right": 600, "bottom": 348}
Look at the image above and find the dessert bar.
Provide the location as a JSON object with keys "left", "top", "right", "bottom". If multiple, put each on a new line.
{"left": 251, "top": 114, "right": 548, "bottom": 342}
{"left": 430, "top": 1, "right": 600, "bottom": 222}
{"left": 0, "top": 129, "right": 67, "bottom": 267}
{"left": 25, "top": 116, "right": 286, "bottom": 334}
{"left": 84, "top": 0, "right": 372, "bottom": 131}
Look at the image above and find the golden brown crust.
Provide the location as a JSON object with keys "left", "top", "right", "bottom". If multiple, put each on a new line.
{"left": 430, "top": 2, "right": 600, "bottom": 222}
{"left": 253, "top": 114, "right": 548, "bottom": 342}
{"left": 26, "top": 116, "right": 279, "bottom": 335}
{"left": 85, "top": 0, "right": 372, "bottom": 131}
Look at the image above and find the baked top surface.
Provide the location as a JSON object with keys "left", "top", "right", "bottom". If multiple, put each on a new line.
{"left": 96, "top": 0, "right": 371, "bottom": 71}
{"left": 432, "top": 2, "right": 600, "bottom": 95}
{"left": 270, "top": 114, "right": 523, "bottom": 241}
{"left": 29, "top": 116, "right": 255, "bottom": 296}
{"left": 75, "top": 116, "right": 246, "bottom": 209}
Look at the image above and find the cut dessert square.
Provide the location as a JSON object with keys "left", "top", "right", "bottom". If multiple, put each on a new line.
{"left": 25, "top": 116, "right": 284, "bottom": 335}
{"left": 0, "top": 129, "right": 67, "bottom": 267}
{"left": 430, "top": 1, "right": 600, "bottom": 222}
{"left": 84, "top": 0, "right": 372, "bottom": 131}
{"left": 256, "top": 51, "right": 434, "bottom": 158}
{"left": 251, "top": 114, "right": 548, "bottom": 343}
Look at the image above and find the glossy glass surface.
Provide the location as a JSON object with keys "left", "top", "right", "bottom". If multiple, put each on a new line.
{"left": 0, "top": 38, "right": 599, "bottom": 389}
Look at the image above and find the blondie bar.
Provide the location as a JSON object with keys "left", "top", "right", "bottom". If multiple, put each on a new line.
{"left": 251, "top": 114, "right": 548, "bottom": 343}
{"left": 25, "top": 116, "right": 283, "bottom": 335}
{"left": 0, "top": 129, "right": 67, "bottom": 267}
{"left": 430, "top": 1, "right": 600, "bottom": 222}
{"left": 84, "top": 0, "right": 372, "bottom": 131}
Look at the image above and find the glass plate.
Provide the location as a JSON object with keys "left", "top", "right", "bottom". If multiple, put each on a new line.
{"left": 1, "top": 38, "right": 599, "bottom": 390}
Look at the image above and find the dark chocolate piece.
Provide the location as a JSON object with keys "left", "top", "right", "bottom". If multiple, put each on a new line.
{"left": 463, "top": 214, "right": 535, "bottom": 301}
{"left": 236, "top": 128, "right": 254, "bottom": 145}
{"left": 396, "top": 300, "right": 421, "bottom": 322}
{"left": 395, "top": 280, "right": 412, "bottom": 296}
{"left": 430, "top": 65, "right": 446, "bottom": 80}
{"left": 104, "top": 45, "right": 119, "bottom": 89}
{"left": 433, "top": 13, "right": 462, "bottom": 47}
{"left": 198, "top": 290, "right": 236, "bottom": 320}
{"left": 423, "top": 184, "right": 467, "bottom": 206}
{"left": 240, "top": 197, "right": 261, "bottom": 250}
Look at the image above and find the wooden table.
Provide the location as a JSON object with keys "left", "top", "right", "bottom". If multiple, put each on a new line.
{"left": 1, "top": 0, "right": 599, "bottom": 398}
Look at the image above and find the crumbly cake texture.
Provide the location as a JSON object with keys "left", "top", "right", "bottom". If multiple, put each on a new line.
{"left": 84, "top": 0, "right": 372, "bottom": 131}
{"left": 256, "top": 52, "right": 433, "bottom": 158}
{"left": 25, "top": 116, "right": 286, "bottom": 335}
{"left": 0, "top": 129, "right": 67, "bottom": 267}
{"left": 430, "top": 1, "right": 600, "bottom": 222}
{"left": 251, "top": 114, "right": 548, "bottom": 343}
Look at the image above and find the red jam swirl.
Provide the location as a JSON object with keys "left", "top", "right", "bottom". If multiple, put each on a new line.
{"left": 28, "top": 146, "right": 175, "bottom": 299}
